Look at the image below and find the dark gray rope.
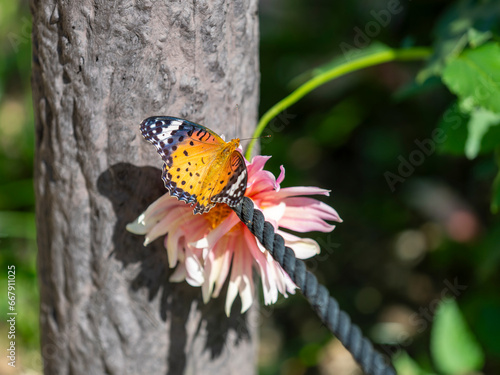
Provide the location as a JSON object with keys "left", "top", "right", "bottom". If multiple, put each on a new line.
{"left": 232, "top": 196, "right": 396, "bottom": 375}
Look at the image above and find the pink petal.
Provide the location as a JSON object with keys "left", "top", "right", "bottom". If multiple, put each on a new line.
{"left": 225, "top": 234, "right": 254, "bottom": 315}
{"left": 165, "top": 218, "right": 188, "bottom": 267}
{"left": 137, "top": 202, "right": 188, "bottom": 245}
{"left": 247, "top": 170, "right": 278, "bottom": 193}
{"left": 261, "top": 202, "right": 286, "bottom": 228}
{"left": 263, "top": 256, "right": 285, "bottom": 304}
{"left": 204, "top": 212, "right": 241, "bottom": 247}
{"left": 211, "top": 245, "right": 233, "bottom": 298}
{"left": 251, "top": 247, "right": 278, "bottom": 303}
{"left": 239, "top": 273, "right": 254, "bottom": 313}
{"left": 184, "top": 216, "right": 212, "bottom": 247}
{"left": 147, "top": 204, "right": 188, "bottom": 246}
{"left": 273, "top": 186, "right": 332, "bottom": 200}
{"left": 246, "top": 229, "right": 293, "bottom": 304}
{"left": 129, "top": 194, "right": 184, "bottom": 235}
{"left": 225, "top": 280, "right": 239, "bottom": 317}
{"left": 145, "top": 215, "right": 172, "bottom": 246}
{"left": 243, "top": 229, "right": 272, "bottom": 292}
{"left": 285, "top": 196, "right": 341, "bottom": 220}
{"left": 163, "top": 215, "right": 207, "bottom": 268}
{"left": 143, "top": 194, "right": 182, "bottom": 219}
{"left": 202, "top": 235, "right": 233, "bottom": 302}
{"left": 282, "top": 270, "right": 297, "bottom": 295}
{"left": 277, "top": 230, "right": 320, "bottom": 259}
{"left": 276, "top": 165, "right": 285, "bottom": 187}
{"left": 278, "top": 197, "right": 341, "bottom": 233}
{"left": 246, "top": 155, "right": 271, "bottom": 175}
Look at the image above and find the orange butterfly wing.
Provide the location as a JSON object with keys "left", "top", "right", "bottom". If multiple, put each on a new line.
{"left": 211, "top": 150, "right": 247, "bottom": 206}
{"left": 140, "top": 116, "right": 247, "bottom": 214}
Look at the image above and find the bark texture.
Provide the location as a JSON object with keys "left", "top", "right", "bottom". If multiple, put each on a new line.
{"left": 31, "top": 0, "right": 259, "bottom": 374}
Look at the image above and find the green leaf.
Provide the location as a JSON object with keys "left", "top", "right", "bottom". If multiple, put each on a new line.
{"left": 393, "top": 351, "right": 436, "bottom": 375}
{"left": 437, "top": 103, "right": 469, "bottom": 155}
{"left": 442, "top": 42, "right": 500, "bottom": 113}
{"left": 436, "top": 101, "right": 500, "bottom": 158}
{"left": 493, "top": 149, "right": 500, "bottom": 213}
{"left": 431, "top": 299, "right": 485, "bottom": 375}
{"left": 418, "top": 0, "right": 500, "bottom": 82}
{"left": 465, "top": 108, "right": 500, "bottom": 159}
{"left": 468, "top": 28, "right": 493, "bottom": 48}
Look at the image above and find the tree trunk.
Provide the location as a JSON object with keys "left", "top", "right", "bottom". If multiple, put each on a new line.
{"left": 31, "top": 1, "right": 259, "bottom": 374}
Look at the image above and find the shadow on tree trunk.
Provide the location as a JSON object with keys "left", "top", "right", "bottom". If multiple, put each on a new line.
{"left": 97, "top": 163, "right": 252, "bottom": 373}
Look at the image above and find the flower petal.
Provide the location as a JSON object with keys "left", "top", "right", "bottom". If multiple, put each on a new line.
{"left": 225, "top": 279, "right": 239, "bottom": 317}
{"left": 225, "top": 234, "right": 254, "bottom": 316}
{"left": 126, "top": 213, "right": 148, "bottom": 235}
{"left": 146, "top": 205, "right": 188, "bottom": 246}
{"left": 261, "top": 202, "right": 286, "bottom": 227}
{"left": 184, "top": 245, "right": 204, "bottom": 286}
{"left": 211, "top": 242, "right": 234, "bottom": 298}
{"left": 247, "top": 170, "right": 279, "bottom": 194}
{"left": 276, "top": 165, "right": 285, "bottom": 188}
{"left": 239, "top": 273, "right": 254, "bottom": 314}
{"left": 278, "top": 197, "right": 342, "bottom": 233}
{"left": 278, "top": 230, "right": 321, "bottom": 259}
{"left": 202, "top": 236, "right": 233, "bottom": 303}
{"left": 129, "top": 150, "right": 341, "bottom": 315}
{"left": 127, "top": 194, "right": 184, "bottom": 235}
{"left": 163, "top": 212, "right": 207, "bottom": 266}
{"left": 204, "top": 212, "right": 241, "bottom": 247}
{"left": 246, "top": 155, "right": 271, "bottom": 175}
{"left": 246, "top": 231, "right": 279, "bottom": 304}
{"left": 169, "top": 263, "right": 187, "bottom": 283}
{"left": 273, "top": 186, "right": 332, "bottom": 199}
{"left": 246, "top": 229, "right": 297, "bottom": 304}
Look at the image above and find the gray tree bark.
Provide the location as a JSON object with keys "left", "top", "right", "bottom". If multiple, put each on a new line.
{"left": 31, "top": 0, "right": 259, "bottom": 374}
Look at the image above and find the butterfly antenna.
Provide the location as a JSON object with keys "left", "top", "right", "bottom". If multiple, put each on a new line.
{"left": 234, "top": 104, "right": 240, "bottom": 140}
{"left": 239, "top": 135, "right": 271, "bottom": 142}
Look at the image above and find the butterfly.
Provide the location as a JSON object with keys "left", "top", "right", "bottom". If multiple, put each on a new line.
{"left": 140, "top": 116, "right": 248, "bottom": 214}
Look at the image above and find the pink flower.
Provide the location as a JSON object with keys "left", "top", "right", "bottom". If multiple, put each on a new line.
{"left": 127, "top": 155, "right": 341, "bottom": 315}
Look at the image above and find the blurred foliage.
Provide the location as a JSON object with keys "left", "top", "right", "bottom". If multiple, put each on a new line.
{"left": 394, "top": 299, "right": 486, "bottom": 374}
{"left": 258, "top": 0, "right": 500, "bottom": 374}
{"left": 246, "top": 42, "right": 431, "bottom": 160}
{"left": 417, "top": 0, "right": 500, "bottom": 82}
{"left": 430, "top": 299, "right": 484, "bottom": 374}
{"left": 0, "top": 0, "right": 40, "bottom": 373}
{"left": 2, "top": 0, "right": 500, "bottom": 374}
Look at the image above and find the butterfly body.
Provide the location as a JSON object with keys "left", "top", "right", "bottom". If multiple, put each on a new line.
{"left": 140, "top": 116, "right": 247, "bottom": 214}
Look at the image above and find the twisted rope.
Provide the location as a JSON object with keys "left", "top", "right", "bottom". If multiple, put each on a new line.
{"left": 233, "top": 196, "right": 396, "bottom": 375}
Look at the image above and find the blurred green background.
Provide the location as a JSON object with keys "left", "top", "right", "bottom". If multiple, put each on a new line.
{"left": 1, "top": 0, "right": 500, "bottom": 374}
{"left": 0, "top": 0, "right": 39, "bottom": 373}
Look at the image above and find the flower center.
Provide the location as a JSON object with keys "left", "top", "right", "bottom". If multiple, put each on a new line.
{"left": 204, "top": 203, "right": 233, "bottom": 229}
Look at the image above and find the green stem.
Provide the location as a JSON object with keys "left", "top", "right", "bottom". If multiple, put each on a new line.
{"left": 245, "top": 46, "right": 432, "bottom": 160}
